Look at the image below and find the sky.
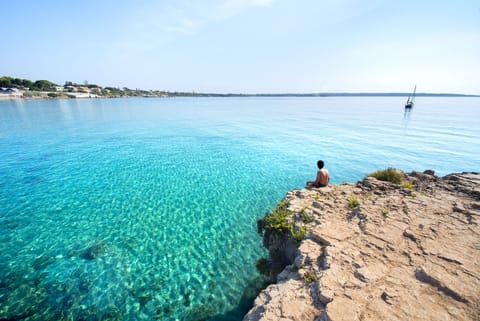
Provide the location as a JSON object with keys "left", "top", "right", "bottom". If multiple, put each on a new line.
{"left": 1, "top": 0, "right": 479, "bottom": 94}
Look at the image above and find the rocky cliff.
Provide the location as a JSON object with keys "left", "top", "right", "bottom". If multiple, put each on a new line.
{"left": 244, "top": 170, "right": 480, "bottom": 321}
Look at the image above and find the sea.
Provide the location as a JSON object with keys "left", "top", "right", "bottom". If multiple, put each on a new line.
{"left": 0, "top": 96, "right": 479, "bottom": 320}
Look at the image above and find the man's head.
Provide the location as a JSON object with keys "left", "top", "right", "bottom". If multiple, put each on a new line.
{"left": 317, "top": 160, "right": 324, "bottom": 169}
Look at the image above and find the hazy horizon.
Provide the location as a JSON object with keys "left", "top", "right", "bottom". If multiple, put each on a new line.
{"left": 1, "top": 0, "right": 479, "bottom": 95}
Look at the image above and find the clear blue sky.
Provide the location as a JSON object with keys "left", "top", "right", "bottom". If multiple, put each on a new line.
{"left": 1, "top": 0, "right": 479, "bottom": 94}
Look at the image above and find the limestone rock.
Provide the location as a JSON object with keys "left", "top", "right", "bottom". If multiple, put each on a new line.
{"left": 244, "top": 171, "right": 480, "bottom": 321}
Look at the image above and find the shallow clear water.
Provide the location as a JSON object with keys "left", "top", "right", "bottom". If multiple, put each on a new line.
{"left": 0, "top": 97, "right": 479, "bottom": 320}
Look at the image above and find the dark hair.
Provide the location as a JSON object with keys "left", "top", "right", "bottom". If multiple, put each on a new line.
{"left": 317, "top": 160, "right": 324, "bottom": 169}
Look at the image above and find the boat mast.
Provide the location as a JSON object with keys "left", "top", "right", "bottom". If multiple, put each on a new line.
{"left": 411, "top": 85, "right": 416, "bottom": 103}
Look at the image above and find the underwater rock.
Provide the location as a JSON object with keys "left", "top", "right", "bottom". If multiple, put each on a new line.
{"left": 181, "top": 304, "right": 217, "bottom": 321}
{"left": 3, "top": 218, "right": 25, "bottom": 230}
{"left": 102, "top": 305, "right": 123, "bottom": 321}
{"left": 138, "top": 293, "right": 154, "bottom": 307}
{"left": 66, "top": 240, "right": 108, "bottom": 260}
{"left": 155, "top": 304, "right": 174, "bottom": 320}
{"left": 0, "top": 275, "right": 49, "bottom": 320}
{"left": 78, "top": 278, "right": 94, "bottom": 293}
{"left": 0, "top": 270, "right": 24, "bottom": 290}
{"left": 38, "top": 245, "right": 130, "bottom": 321}
{"left": 81, "top": 241, "right": 107, "bottom": 260}
{"left": 32, "top": 255, "right": 55, "bottom": 271}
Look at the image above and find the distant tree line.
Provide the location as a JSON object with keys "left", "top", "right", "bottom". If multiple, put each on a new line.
{"left": 64, "top": 81, "right": 100, "bottom": 89}
{"left": 0, "top": 76, "right": 57, "bottom": 91}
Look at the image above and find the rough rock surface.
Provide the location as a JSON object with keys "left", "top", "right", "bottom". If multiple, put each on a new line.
{"left": 244, "top": 171, "right": 480, "bottom": 321}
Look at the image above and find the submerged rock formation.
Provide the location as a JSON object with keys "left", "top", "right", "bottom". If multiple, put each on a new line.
{"left": 244, "top": 170, "right": 480, "bottom": 321}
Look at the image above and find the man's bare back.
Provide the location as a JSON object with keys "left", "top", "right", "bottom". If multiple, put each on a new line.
{"left": 307, "top": 160, "right": 330, "bottom": 187}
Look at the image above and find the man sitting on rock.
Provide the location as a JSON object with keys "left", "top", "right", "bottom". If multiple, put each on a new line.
{"left": 307, "top": 160, "right": 330, "bottom": 188}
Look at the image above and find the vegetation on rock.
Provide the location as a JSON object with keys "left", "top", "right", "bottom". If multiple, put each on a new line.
{"left": 368, "top": 168, "right": 403, "bottom": 184}
{"left": 402, "top": 182, "right": 414, "bottom": 190}
{"left": 300, "top": 212, "right": 314, "bottom": 223}
{"left": 264, "top": 200, "right": 291, "bottom": 233}
{"left": 349, "top": 194, "right": 359, "bottom": 209}
{"left": 263, "top": 199, "right": 310, "bottom": 246}
{"left": 290, "top": 225, "right": 308, "bottom": 245}
{"left": 303, "top": 270, "right": 318, "bottom": 283}
{"left": 382, "top": 209, "right": 390, "bottom": 217}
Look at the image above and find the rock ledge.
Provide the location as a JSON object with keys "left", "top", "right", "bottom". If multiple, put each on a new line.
{"left": 244, "top": 170, "right": 480, "bottom": 321}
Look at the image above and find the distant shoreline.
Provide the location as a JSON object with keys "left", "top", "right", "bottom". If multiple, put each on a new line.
{"left": 2, "top": 76, "right": 479, "bottom": 99}
{"left": 1, "top": 92, "right": 478, "bottom": 101}
{"left": 200, "top": 92, "right": 480, "bottom": 98}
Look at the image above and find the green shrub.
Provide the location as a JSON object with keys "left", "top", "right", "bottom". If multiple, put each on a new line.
{"left": 303, "top": 270, "right": 318, "bottom": 283}
{"left": 265, "top": 200, "right": 291, "bottom": 232}
{"left": 368, "top": 168, "right": 403, "bottom": 184}
{"left": 349, "top": 195, "right": 359, "bottom": 209}
{"left": 290, "top": 225, "right": 308, "bottom": 245}
{"left": 265, "top": 200, "right": 310, "bottom": 245}
{"left": 276, "top": 200, "right": 289, "bottom": 211}
{"left": 402, "top": 182, "right": 414, "bottom": 190}
{"left": 382, "top": 209, "right": 390, "bottom": 217}
{"left": 300, "top": 212, "right": 313, "bottom": 223}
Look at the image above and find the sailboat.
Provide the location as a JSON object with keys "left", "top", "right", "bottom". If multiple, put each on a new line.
{"left": 405, "top": 85, "right": 416, "bottom": 109}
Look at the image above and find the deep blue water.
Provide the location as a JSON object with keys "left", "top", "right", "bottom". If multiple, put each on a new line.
{"left": 0, "top": 97, "right": 479, "bottom": 320}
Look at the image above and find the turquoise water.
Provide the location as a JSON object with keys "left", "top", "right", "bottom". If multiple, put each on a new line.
{"left": 0, "top": 97, "right": 479, "bottom": 320}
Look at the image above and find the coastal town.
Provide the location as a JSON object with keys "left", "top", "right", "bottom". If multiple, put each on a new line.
{"left": 0, "top": 76, "right": 173, "bottom": 100}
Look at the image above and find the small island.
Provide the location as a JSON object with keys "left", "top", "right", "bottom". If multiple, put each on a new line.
{"left": 246, "top": 169, "right": 480, "bottom": 321}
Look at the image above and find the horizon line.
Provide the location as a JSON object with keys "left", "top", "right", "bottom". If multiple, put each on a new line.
{"left": 173, "top": 92, "right": 480, "bottom": 97}
{"left": 1, "top": 76, "right": 479, "bottom": 97}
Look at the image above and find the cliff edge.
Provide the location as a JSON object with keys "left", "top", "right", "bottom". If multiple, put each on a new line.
{"left": 245, "top": 170, "right": 480, "bottom": 321}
